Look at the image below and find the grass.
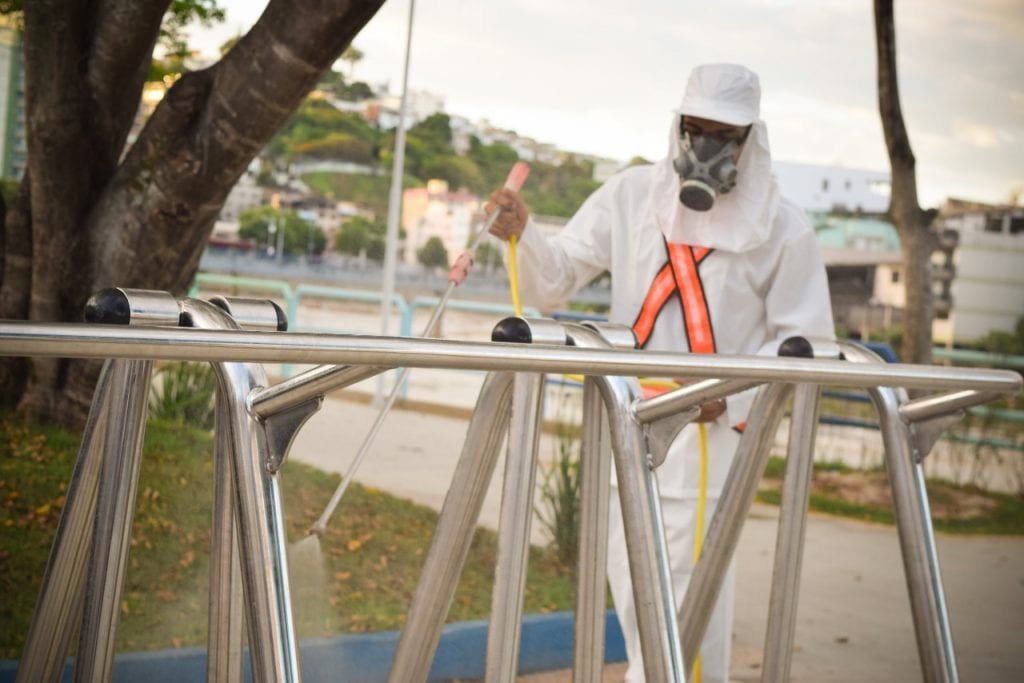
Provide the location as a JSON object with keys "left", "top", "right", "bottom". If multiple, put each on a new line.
{"left": 4, "top": 413, "right": 1021, "bottom": 660}
{"left": 0, "top": 415, "right": 575, "bottom": 659}
{"left": 757, "top": 455, "right": 1024, "bottom": 535}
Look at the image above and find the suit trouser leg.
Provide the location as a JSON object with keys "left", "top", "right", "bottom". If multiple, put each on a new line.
{"left": 608, "top": 490, "right": 734, "bottom": 683}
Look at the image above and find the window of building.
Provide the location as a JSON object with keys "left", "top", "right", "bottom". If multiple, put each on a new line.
{"left": 821, "top": 178, "right": 830, "bottom": 192}
{"left": 891, "top": 270, "right": 900, "bottom": 284}
{"left": 1009, "top": 215, "right": 1024, "bottom": 235}
{"left": 984, "top": 215, "right": 1004, "bottom": 233}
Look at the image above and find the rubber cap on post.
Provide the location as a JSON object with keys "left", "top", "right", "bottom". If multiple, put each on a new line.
{"left": 83, "top": 288, "right": 132, "bottom": 325}
{"left": 777, "top": 335, "right": 814, "bottom": 358}
{"left": 492, "top": 316, "right": 533, "bottom": 344}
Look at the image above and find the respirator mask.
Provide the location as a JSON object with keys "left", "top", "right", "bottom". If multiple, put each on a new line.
{"left": 672, "top": 131, "right": 741, "bottom": 212}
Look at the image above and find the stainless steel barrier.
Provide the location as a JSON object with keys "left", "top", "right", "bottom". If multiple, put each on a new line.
{"left": 2, "top": 291, "right": 1020, "bottom": 683}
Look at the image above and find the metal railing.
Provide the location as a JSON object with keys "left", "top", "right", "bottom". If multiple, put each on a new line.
{"left": 1, "top": 288, "right": 1020, "bottom": 683}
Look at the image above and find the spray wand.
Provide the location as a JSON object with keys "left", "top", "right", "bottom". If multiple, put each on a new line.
{"left": 307, "top": 162, "right": 531, "bottom": 538}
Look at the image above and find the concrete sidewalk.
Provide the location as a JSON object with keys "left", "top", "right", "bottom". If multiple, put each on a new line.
{"left": 288, "top": 393, "right": 1024, "bottom": 682}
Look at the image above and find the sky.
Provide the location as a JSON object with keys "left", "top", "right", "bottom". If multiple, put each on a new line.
{"left": 188, "top": 0, "right": 1024, "bottom": 208}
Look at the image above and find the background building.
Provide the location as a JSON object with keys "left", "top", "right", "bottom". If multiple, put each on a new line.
{"left": 774, "top": 161, "right": 891, "bottom": 215}
{"left": 401, "top": 179, "right": 481, "bottom": 266}
{"left": 0, "top": 23, "right": 26, "bottom": 181}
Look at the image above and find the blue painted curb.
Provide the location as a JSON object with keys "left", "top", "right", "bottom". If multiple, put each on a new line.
{"left": 1, "top": 610, "right": 625, "bottom": 682}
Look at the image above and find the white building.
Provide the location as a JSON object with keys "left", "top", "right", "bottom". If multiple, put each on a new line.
{"left": 773, "top": 161, "right": 891, "bottom": 215}
{"left": 401, "top": 179, "right": 482, "bottom": 267}
{"left": 365, "top": 88, "right": 445, "bottom": 130}
{"left": 219, "top": 167, "right": 265, "bottom": 222}
{"left": 930, "top": 201, "right": 1024, "bottom": 344}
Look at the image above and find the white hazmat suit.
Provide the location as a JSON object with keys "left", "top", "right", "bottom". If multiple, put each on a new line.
{"left": 511, "top": 64, "right": 834, "bottom": 682}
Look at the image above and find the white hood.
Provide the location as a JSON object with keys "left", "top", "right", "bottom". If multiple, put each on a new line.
{"left": 649, "top": 64, "right": 780, "bottom": 253}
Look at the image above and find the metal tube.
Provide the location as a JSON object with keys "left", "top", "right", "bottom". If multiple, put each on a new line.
{"left": 486, "top": 372, "right": 546, "bottom": 683}
{"left": 841, "top": 343, "right": 959, "bottom": 681}
{"left": 899, "top": 389, "right": 1001, "bottom": 424}
{"left": 634, "top": 378, "right": 760, "bottom": 424}
{"left": 208, "top": 399, "right": 246, "bottom": 683}
{"left": 251, "top": 364, "right": 385, "bottom": 417}
{"left": 761, "top": 383, "right": 821, "bottom": 683}
{"left": 388, "top": 372, "right": 515, "bottom": 683}
{"left": 595, "top": 374, "right": 683, "bottom": 682}
{"left": 574, "top": 378, "right": 612, "bottom": 683}
{"left": 875, "top": 388, "right": 959, "bottom": 682}
{"left": 0, "top": 321, "right": 1018, "bottom": 394}
{"left": 643, "top": 455, "right": 686, "bottom": 683}
{"left": 679, "top": 383, "right": 793, "bottom": 671}
{"left": 16, "top": 361, "right": 115, "bottom": 683}
{"left": 75, "top": 359, "right": 153, "bottom": 683}
{"left": 182, "top": 300, "right": 301, "bottom": 683}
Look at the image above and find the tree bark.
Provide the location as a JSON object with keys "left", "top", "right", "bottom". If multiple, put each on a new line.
{"left": 874, "top": 0, "right": 934, "bottom": 365}
{"left": 0, "top": 0, "right": 386, "bottom": 427}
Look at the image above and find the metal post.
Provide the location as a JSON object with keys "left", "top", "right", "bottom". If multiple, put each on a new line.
{"left": 74, "top": 359, "right": 154, "bottom": 682}
{"left": 378, "top": 0, "right": 416, "bottom": 402}
{"left": 485, "top": 371, "right": 546, "bottom": 682}
{"left": 596, "top": 374, "right": 684, "bottom": 682}
{"left": 678, "top": 382, "right": 793, "bottom": 672}
{"left": 574, "top": 378, "right": 612, "bottom": 683}
{"left": 16, "top": 362, "right": 116, "bottom": 683}
{"left": 761, "top": 383, "right": 821, "bottom": 682}
{"left": 181, "top": 299, "right": 301, "bottom": 683}
{"left": 387, "top": 372, "right": 514, "bottom": 682}
{"left": 208, "top": 399, "right": 246, "bottom": 683}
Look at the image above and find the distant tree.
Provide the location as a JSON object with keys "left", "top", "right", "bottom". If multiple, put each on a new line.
{"left": 340, "top": 44, "right": 363, "bottom": 79}
{"left": 238, "top": 206, "right": 325, "bottom": 257}
{"left": 269, "top": 98, "right": 383, "bottom": 160}
{"left": 417, "top": 236, "right": 449, "bottom": 270}
{"left": 146, "top": 0, "right": 226, "bottom": 81}
{"left": 874, "top": 0, "right": 936, "bottom": 365}
{"left": 409, "top": 113, "right": 454, "bottom": 155}
{"left": 522, "top": 157, "right": 601, "bottom": 218}
{"left": 975, "top": 317, "right": 1024, "bottom": 356}
{"left": 334, "top": 215, "right": 393, "bottom": 262}
{"left": 467, "top": 136, "right": 520, "bottom": 188}
{"left": 0, "top": 0, "right": 385, "bottom": 427}
{"left": 422, "top": 155, "right": 486, "bottom": 194}
{"left": 218, "top": 33, "right": 242, "bottom": 56}
{"left": 340, "top": 80, "right": 374, "bottom": 102}
{"left": 474, "top": 240, "right": 505, "bottom": 274}
{"left": 290, "top": 133, "right": 375, "bottom": 164}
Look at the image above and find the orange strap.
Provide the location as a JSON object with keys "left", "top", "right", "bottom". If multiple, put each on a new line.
{"left": 633, "top": 239, "right": 715, "bottom": 352}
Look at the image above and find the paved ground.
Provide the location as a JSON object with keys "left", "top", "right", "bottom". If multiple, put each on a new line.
{"left": 276, "top": 298, "right": 1024, "bottom": 681}
{"left": 288, "top": 392, "right": 1024, "bottom": 682}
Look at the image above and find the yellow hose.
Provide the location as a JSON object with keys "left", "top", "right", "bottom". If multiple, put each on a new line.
{"left": 511, "top": 229, "right": 710, "bottom": 681}
{"left": 508, "top": 235, "right": 523, "bottom": 316}
{"left": 692, "top": 422, "right": 708, "bottom": 683}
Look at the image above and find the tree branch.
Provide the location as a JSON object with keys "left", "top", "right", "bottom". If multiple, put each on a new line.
{"left": 89, "top": 0, "right": 387, "bottom": 294}
{"left": 86, "top": 0, "right": 169, "bottom": 164}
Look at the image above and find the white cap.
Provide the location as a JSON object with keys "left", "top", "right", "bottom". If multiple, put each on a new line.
{"left": 676, "top": 63, "right": 761, "bottom": 126}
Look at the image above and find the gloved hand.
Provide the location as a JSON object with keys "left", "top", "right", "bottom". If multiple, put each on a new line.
{"left": 486, "top": 187, "right": 528, "bottom": 241}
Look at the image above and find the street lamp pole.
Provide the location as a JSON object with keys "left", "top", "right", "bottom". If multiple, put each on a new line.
{"left": 378, "top": 0, "right": 416, "bottom": 402}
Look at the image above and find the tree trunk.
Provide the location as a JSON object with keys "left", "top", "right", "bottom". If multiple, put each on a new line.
{"left": 874, "top": 0, "right": 934, "bottom": 365}
{"left": 0, "top": 0, "right": 386, "bottom": 428}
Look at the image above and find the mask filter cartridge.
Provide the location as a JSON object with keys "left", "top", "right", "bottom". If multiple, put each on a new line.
{"left": 673, "top": 133, "right": 740, "bottom": 212}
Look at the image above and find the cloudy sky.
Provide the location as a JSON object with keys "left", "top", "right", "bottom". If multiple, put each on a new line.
{"left": 190, "top": 0, "right": 1024, "bottom": 208}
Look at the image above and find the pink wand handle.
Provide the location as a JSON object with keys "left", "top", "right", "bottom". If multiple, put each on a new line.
{"left": 447, "top": 161, "right": 530, "bottom": 285}
{"left": 504, "top": 161, "right": 530, "bottom": 191}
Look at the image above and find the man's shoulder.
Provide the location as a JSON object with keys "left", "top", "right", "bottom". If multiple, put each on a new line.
{"left": 603, "top": 163, "right": 653, "bottom": 188}
{"left": 771, "top": 194, "right": 815, "bottom": 242}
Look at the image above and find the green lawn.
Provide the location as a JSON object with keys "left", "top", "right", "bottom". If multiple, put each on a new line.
{"left": 0, "top": 416, "right": 574, "bottom": 658}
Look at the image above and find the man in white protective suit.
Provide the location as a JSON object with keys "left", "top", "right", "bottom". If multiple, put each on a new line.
{"left": 487, "top": 63, "right": 835, "bottom": 682}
